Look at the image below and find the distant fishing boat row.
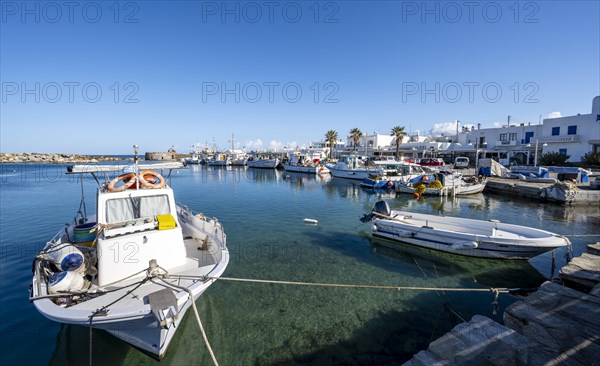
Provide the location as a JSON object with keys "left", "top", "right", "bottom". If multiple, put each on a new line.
{"left": 185, "top": 147, "right": 486, "bottom": 193}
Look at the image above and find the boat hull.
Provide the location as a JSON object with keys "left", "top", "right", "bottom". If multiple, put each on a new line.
{"left": 328, "top": 166, "right": 373, "bottom": 180}
{"left": 283, "top": 164, "right": 330, "bottom": 175}
{"left": 247, "top": 159, "right": 279, "bottom": 169}
{"left": 371, "top": 211, "right": 568, "bottom": 259}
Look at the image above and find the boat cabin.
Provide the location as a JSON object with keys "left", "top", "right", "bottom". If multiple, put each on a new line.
{"left": 95, "top": 185, "right": 186, "bottom": 287}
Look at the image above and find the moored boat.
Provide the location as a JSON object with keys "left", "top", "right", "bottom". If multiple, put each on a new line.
{"left": 247, "top": 156, "right": 280, "bottom": 169}
{"left": 30, "top": 147, "right": 229, "bottom": 359}
{"left": 397, "top": 174, "right": 487, "bottom": 196}
{"left": 360, "top": 200, "right": 570, "bottom": 259}
{"left": 282, "top": 152, "right": 329, "bottom": 175}
{"left": 328, "top": 156, "right": 426, "bottom": 181}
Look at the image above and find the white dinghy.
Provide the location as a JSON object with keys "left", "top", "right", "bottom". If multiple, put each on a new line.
{"left": 30, "top": 146, "right": 229, "bottom": 360}
{"left": 361, "top": 201, "right": 570, "bottom": 259}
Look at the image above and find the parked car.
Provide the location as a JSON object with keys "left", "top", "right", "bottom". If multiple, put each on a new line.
{"left": 454, "top": 157, "right": 470, "bottom": 169}
{"left": 419, "top": 158, "right": 445, "bottom": 166}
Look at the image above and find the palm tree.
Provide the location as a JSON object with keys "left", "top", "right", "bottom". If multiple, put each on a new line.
{"left": 325, "top": 130, "right": 339, "bottom": 160}
{"left": 390, "top": 126, "right": 407, "bottom": 159}
{"left": 349, "top": 128, "right": 362, "bottom": 151}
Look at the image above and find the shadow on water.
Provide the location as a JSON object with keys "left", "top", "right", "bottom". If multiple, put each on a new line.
{"left": 366, "top": 236, "right": 548, "bottom": 289}
{"left": 49, "top": 324, "right": 131, "bottom": 366}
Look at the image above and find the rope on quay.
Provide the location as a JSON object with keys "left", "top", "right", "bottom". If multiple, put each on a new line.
{"left": 214, "top": 276, "right": 511, "bottom": 294}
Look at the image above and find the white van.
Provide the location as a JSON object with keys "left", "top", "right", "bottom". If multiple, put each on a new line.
{"left": 454, "top": 157, "right": 469, "bottom": 169}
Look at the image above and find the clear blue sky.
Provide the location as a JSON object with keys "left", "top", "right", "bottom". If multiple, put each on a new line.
{"left": 1, "top": 1, "right": 598, "bottom": 154}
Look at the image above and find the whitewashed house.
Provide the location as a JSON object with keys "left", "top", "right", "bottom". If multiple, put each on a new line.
{"left": 539, "top": 96, "right": 600, "bottom": 162}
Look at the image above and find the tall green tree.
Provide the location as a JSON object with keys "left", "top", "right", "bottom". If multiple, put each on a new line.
{"left": 325, "top": 130, "right": 339, "bottom": 160}
{"left": 390, "top": 126, "right": 407, "bottom": 159}
{"left": 349, "top": 128, "right": 362, "bottom": 151}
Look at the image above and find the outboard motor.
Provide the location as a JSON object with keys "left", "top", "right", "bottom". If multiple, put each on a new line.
{"left": 373, "top": 200, "right": 391, "bottom": 217}
{"left": 360, "top": 200, "right": 391, "bottom": 223}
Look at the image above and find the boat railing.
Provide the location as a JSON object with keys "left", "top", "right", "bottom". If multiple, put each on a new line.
{"left": 177, "top": 203, "right": 226, "bottom": 250}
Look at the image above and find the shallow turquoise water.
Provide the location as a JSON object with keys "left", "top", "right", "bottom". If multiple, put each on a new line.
{"left": 1, "top": 164, "right": 598, "bottom": 365}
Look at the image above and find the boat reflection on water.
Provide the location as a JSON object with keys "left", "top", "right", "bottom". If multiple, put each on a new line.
{"left": 366, "top": 236, "right": 548, "bottom": 289}
{"left": 360, "top": 186, "right": 397, "bottom": 200}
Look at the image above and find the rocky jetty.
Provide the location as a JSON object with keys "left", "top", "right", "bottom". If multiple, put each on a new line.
{"left": 0, "top": 153, "right": 134, "bottom": 164}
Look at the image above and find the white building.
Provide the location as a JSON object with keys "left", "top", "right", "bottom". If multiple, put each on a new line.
{"left": 455, "top": 96, "right": 600, "bottom": 165}
{"left": 539, "top": 96, "right": 600, "bottom": 162}
{"left": 345, "top": 133, "right": 396, "bottom": 151}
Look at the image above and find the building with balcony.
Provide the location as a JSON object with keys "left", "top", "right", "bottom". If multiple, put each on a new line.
{"left": 539, "top": 96, "right": 600, "bottom": 162}
{"left": 453, "top": 96, "right": 600, "bottom": 165}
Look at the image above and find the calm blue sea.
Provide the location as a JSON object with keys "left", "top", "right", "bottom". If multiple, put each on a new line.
{"left": 1, "top": 164, "right": 598, "bottom": 365}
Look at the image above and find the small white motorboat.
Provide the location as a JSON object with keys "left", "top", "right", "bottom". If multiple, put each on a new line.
{"left": 30, "top": 147, "right": 229, "bottom": 360}
{"left": 247, "top": 156, "right": 280, "bottom": 169}
{"left": 361, "top": 201, "right": 570, "bottom": 259}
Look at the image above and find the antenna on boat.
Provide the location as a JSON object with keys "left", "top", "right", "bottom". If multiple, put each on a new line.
{"left": 133, "top": 145, "right": 139, "bottom": 189}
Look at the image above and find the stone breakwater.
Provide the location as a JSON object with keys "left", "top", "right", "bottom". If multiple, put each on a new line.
{"left": 0, "top": 153, "right": 134, "bottom": 164}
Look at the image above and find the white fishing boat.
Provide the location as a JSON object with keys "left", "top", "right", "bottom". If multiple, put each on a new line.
{"left": 361, "top": 200, "right": 570, "bottom": 259}
{"left": 282, "top": 152, "right": 330, "bottom": 175}
{"left": 247, "top": 156, "right": 280, "bottom": 169}
{"left": 207, "top": 153, "right": 231, "bottom": 166}
{"left": 183, "top": 142, "right": 203, "bottom": 165}
{"left": 328, "top": 156, "right": 425, "bottom": 181}
{"left": 30, "top": 147, "right": 229, "bottom": 360}
{"left": 397, "top": 173, "right": 487, "bottom": 196}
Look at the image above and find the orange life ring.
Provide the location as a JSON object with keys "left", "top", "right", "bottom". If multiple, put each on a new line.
{"left": 124, "top": 172, "right": 157, "bottom": 189}
{"left": 107, "top": 173, "right": 137, "bottom": 192}
{"left": 138, "top": 170, "right": 166, "bottom": 189}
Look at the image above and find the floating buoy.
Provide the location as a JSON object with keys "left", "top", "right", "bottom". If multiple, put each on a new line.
{"left": 304, "top": 218, "right": 318, "bottom": 225}
{"left": 413, "top": 192, "right": 420, "bottom": 199}
{"left": 387, "top": 181, "right": 393, "bottom": 187}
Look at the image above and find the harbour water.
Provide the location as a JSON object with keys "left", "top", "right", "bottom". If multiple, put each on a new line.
{"left": 1, "top": 164, "right": 598, "bottom": 365}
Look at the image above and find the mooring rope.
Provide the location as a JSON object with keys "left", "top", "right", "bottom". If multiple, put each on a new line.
{"left": 153, "top": 277, "right": 219, "bottom": 366}
{"left": 213, "top": 276, "right": 510, "bottom": 293}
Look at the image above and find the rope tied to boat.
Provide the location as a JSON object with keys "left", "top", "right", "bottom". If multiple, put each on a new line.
{"left": 209, "top": 276, "right": 511, "bottom": 294}
{"left": 492, "top": 288, "right": 500, "bottom": 315}
{"left": 152, "top": 276, "right": 220, "bottom": 366}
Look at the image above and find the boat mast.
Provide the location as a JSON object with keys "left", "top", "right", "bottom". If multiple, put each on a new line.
{"left": 133, "top": 144, "right": 139, "bottom": 189}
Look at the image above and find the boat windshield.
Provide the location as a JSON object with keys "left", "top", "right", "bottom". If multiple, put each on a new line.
{"left": 105, "top": 195, "right": 171, "bottom": 224}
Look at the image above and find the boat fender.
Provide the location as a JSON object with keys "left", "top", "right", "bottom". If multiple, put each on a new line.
{"left": 47, "top": 244, "right": 85, "bottom": 272}
{"left": 304, "top": 218, "right": 318, "bottom": 225}
{"left": 48, "top": 271, "right": 85, "bottom": 294}
{"left": 372, "top": 224, "right": 378, "bottom": 232}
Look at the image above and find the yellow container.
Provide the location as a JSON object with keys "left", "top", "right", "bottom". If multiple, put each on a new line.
{"left": 157, "top": 214, "right": 177, "bottom": 230}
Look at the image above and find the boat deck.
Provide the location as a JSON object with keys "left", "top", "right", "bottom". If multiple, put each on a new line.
{"left": 70, "top": 238, "right": 218, "bottom": 311}
{"left": 391, "top": 211, "right": 536, "bottom": 239}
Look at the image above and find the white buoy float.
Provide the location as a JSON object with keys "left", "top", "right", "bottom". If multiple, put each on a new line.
{"left": 303, "top": 218, "right": 318, "bottom": 225}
